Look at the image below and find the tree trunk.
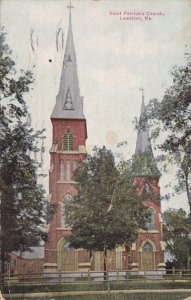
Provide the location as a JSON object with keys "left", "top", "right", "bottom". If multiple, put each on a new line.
{"left": 0, "top": 244, "right": 5, "bottom": 292}
{"left": 185, "top": 171, "right": 191, "bottom": 214}
{"left": 89, "top": 249, "right": 92, "bottom": 261}
{"left": 89, "top": 249, "right": 93, "bottom": 269}
{"left": 104, "top": 247, "right": 107, "bottom": 280}
{"left": 103, "top": 247, "right": 110, "bottom": 292}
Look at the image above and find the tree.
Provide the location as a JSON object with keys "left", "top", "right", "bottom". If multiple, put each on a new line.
{"left": 65, "top": 146, "right": 148, "bottom": 273}
{"left": 163, "top": 208, "right": 191, "bottom": 269}
{"left": 0, "top": 30, "right": 46, "bottom": 281}
{"left": 142, "top": 57, "right": 191, "bottom": 211}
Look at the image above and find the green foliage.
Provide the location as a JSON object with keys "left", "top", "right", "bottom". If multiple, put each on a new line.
{"left": 132, "top": 152, "right": 161, "bottom": 179}
{"left": 139, "top": 57, "right": 191, "bottom": 210}
{"left": 46, "top": 202, "right": 56, "bottom": 224}
{"left": 163, "top": 208, "right": 191, "bottom": 268}
{"left": 0, "top": 29, "right": 46, "bottom": 261}
{"left": 65, "top": 146, "right": 147, "bottom": 252}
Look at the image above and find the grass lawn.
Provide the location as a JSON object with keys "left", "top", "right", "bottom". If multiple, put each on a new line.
{"left": 5, "top": 280, "right": 191, "bottom": 294}
{"left": 4, "top": 279, "right": 191, "bottom": 300}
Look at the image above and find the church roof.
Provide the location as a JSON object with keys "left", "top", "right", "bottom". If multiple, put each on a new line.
{"left": 133, "top": 94, "right": 161, "bottom": 178}
{"left": 51, "top": 8, "right": 85, "bottom": 119}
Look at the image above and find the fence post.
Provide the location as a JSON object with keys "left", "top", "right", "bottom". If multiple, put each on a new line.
{"left": 29, "top": 272, "right": 31, "bottom": 286}
{"left": 172, "top": 267, "right": 175, "bottom": 284}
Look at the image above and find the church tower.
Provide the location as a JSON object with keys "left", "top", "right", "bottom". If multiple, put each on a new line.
{"left": 129, "top": 92, "right": 165, "bottom": 271}
{"left": 44, "top": 5, "right": 87, "bottom": 272}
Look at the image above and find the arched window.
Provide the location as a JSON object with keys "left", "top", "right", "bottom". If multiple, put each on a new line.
{"left": 66, "top": 160, "right": 71, "bottom": 181}
{"left": 62, "top": 129, "right": 74, "bottom": 151}
{"left": 61, "top": 202, "right": 66, "bottom": 228}
{"left": 143, "top": 242, "right": 153, "bottom": 252}
{"left": 73, "top": 160, "right": 77, "bottom": 171}
{"left": 60, "top": 160, "right": 65, "bottom": 181}
{"left": 63, "top": 242, "right": 74, "bottom": 252}
{"left": 146, "top": 208, "right": 155, "bottom": 230}
{"left": 61, "top": 193, "right": 73, "bottom": 228}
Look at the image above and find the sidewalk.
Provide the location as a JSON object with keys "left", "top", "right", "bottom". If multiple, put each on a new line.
{"left": 3, "top": 289, "right": 191, "bottom": 298}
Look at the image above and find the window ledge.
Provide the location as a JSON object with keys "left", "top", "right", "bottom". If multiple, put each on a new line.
{"left": 60, "top": 151, "right": 79, "bottom": 154}
{"left": 57, "top": 180, "right": 77, "bottom": 184}
{"left": 138, "top": 249, "right": 159, "bottom": 253}
{"left": 138, "top": 229, "right": 159, "bottom": 233}
{"left": 56, "top": 227, "right": 72, "bottom": 231}
{"left": 57, "top": 150, "right": 86, "bottom": 154}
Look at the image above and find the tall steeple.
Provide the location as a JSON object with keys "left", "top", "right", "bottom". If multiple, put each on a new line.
{"left": 51, "top": 3, "right": 85, "bottom": 119}
{"left": 135, "top": 89, "right": 151, "bottom": 154}
{"left": 133, "top": 90, "right": 161, "bottom": 178}
{"left": 46, "top": 4, "right": 87, "bottom": 273}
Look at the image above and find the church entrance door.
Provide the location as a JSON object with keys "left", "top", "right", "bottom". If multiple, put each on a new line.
{"left": 141, "top": 242, "right": 154, "bottom": 270}
{"left": 61, "top": 242, "right": 78, "bottom": 271}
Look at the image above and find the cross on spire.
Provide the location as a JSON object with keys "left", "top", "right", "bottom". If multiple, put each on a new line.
{"left": 67, "top": 2, "right": 74, "bottom": 18}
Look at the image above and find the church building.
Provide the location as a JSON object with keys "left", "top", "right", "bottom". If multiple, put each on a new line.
{"left": 127, "top": 95, "right": 165, "bottom": 271}
{"left": 44, "top": 6, "right": 165, "bottom": 273}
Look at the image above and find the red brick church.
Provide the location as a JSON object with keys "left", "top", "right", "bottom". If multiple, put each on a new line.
{"left": 10, "top": 5, "right": 165, "bottom": 275}
{"left": 43, "top": 6, "right": 165, "bottom": 273}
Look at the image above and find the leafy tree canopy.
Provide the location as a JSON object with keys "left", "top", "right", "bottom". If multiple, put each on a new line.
{"left": 0, "top": 29, "right": 46, "bottom": 266}
{"left": 163, "top": 208, "right": 191, "bottom": 269}
{"left": 65, "top": 146, "right": 148, "bottom": 252}
{"left": 138, "top": 57, "right": 191, "bottom": 210}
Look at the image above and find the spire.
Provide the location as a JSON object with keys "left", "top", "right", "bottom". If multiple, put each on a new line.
{"left": 51, "top": 3, "right": 85, "bottom": 119}
{"left": 135, "top": 89, "right": 151, "bottom": 154}
{"left": 133, "top": 89, "right": 161, "bottom": 178}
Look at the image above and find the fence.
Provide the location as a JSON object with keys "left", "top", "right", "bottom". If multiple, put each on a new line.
{"left": 2, "top": 269, "right": 191, "bottom": 288}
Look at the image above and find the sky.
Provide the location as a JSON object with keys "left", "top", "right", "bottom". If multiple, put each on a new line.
{"left": 1, "top": 0, "right": 191, "bottom": 212}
